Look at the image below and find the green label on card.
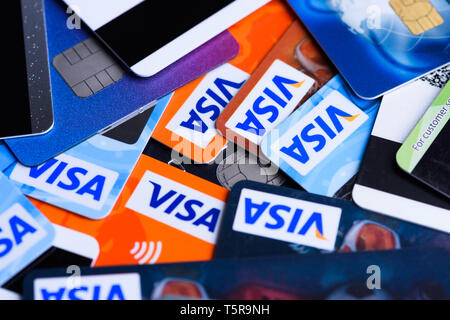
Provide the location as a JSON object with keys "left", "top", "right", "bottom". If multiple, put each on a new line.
{"left": 397, "top": 81, "right": 450, "bottom": 173}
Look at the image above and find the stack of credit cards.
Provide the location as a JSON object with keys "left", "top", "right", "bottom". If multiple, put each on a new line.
{"left": 1, "top": 0, "right": 449, "bottom": 301}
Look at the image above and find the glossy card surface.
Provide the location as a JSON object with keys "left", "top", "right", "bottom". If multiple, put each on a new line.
{"left": 288, "top": 0, "right": 450, "bottom": 99}
{"left": 217, "top": 21, "right": 335, "bottom": 153}
{"left": 27, "top": 130, "right": 230, "bottom": 268}
{"left": 152, "top": 0, "right": 294, "bottom": 163}
{"left": 0, "top": 173, "right": 55, "bottom": 286}
{"left": 2, "top": 103, "right": 165, "bottom": 220}
{"left": 261, "top": 75, "right": 380, "bottom": 196}
{"left": 214, "top": 181, "right": 450, "bottom": 259}
{"left": 353, "top": 66, "right": 450, "bottom": 233}
{"left": 397, "top": 80, "right": 450, "bottom": 198}
{"left": 24, "top": 248, "right": 450, "bottom": 300}
{"left": 5, "top": 0, "right": 239, "bottom": 167}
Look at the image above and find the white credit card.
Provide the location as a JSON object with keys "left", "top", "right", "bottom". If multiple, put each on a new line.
{"left": 353, "top": 66, "right": 450, "bottom": 233}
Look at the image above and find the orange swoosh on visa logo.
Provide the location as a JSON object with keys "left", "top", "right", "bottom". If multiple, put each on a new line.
{"left": 289, "top": 80, "right": 306, "bottom": 88}
{"left": 342, "top": 114, "right": 360, "bottom": 122}
{"left": 315, "top": 227, "right": 328, "bottom": 241}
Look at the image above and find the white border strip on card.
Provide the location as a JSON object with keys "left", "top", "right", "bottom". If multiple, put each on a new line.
{"left": 52, "top": 225, "right": 100, "bottom": 264}
{"left": 353, "top": 184, "right": 450, "bottom": 233}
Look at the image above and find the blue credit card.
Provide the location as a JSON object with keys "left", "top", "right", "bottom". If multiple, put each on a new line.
{"left": 214, "top": 181, "right": 450, "bottom": 258}
{"left": 0, "top": 172, "right": 55, "bottom": 286}
{"left": 1, "top": 99, "right": 166, "bottom": 220}
{"left": 0, "top": 143, "right": 15, "bottom": 172}
{"left": 23, "top": 248, "right": 450, "bottom": 300}
{"left": 261, "top": 75, "right": 380, "bottom": 196}
{"left": 287, "top": 0, "right": 450, "bottom": 99}
{"left": 4, "top": 0, "right": 238, "bottom": 167}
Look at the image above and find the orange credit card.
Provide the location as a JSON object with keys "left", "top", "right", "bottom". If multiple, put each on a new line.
{"left": 152, "top": 0, "right": 294, "bottom": 164}
{"left": 30, "top": 152, "right": 229, "bottom": 267}
{"left": 216, "top": 21, "right": 336, "bottom": 154}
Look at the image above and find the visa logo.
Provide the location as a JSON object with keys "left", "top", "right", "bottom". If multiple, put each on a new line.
{"left": 232, "top": 189, "right": 341, "bottom": 250}
{"left": 166, "top": 63, "right": 250, "bottom": 148}
{"left": 126, "top": 171, "right": 225, "bottom": 244}
{"left": 10, "top": 154, "right": 119, "bottom": 210}
{"left": 0, "top": 204, "right": 47, "bottom": 271}
{"left": 275, "top": 90, "right": 369, "bottom": 175}
{"left": 227, "top": 60, "right": 314, "bottom": 145}
{"left": 34, "top": 273, "right": 142, "bottom": 300}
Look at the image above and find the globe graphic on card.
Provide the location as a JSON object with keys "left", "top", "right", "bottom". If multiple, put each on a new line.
{"left": 307, "top": 0, "right": 450, "bottom": 70}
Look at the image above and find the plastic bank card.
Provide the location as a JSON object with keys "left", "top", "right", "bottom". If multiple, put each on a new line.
{"left": 2, "top": 104, "right": 164, "bottom": 220}
{"left": 0, "top": 288, "right": 21, "bottom": 300}
{"left": 24, "top": 248, "right": 450, "bottom": 300}
{"left": 213, "top": 181, "right": 450, "bottom": 259}
{"left": 0, "top": 172, "right": 55, "bottom": 286}
{"left": 2, "top": 224, "right": 99, "bottom": 295}
{"left": 152, "top": 0, "right": 294, "bottom": 164}
{"left": 0, "top": 143, "right": 16, "bottom": 172}
{"left": 27, "top": 138, "right": 230, "bottom": 267}
{"left": 5, "top": 0, "right": 239, "bottom": 167}
{"left": 287, "top": 0, "right": 450, "bottom": 99}
{"left": 144, "top": 128, "right": 299, "bottom": 191}
{"left": 26, "top": 114, "right": 299, "bottom": 270}
{"left": 261, "top": 75, "right": 380, "bottom": 196}
{"left": 353, "top": 66, "right": 450, "bottom": 233}
{"left": 217, "top": 21, "right": 335, "bottom": 153}
{"left": 397, "top": 81, "right": 450, "bottom": 198}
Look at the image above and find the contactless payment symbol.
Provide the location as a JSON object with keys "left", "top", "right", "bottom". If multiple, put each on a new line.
{"left": 129, "top": 241, "right": 163, "bottom": 265}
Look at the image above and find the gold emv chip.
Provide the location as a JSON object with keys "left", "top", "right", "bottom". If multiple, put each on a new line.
{"left": 390, "top": 0, "right": 444, "bottom": 35}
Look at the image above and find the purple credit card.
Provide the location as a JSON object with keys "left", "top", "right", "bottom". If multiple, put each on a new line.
{"left": 5, "top": 0, "right": 239, "bottom": 167}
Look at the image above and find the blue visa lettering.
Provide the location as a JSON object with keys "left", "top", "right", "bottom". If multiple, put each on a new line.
{"left": 280, "top": 105, "right": 359, "bottom": 164}
{"left": 148, "top": 180, "right": 221, "bottom": 233}
{"left": 235, "top": 76, "right": 300, "bottom": 136}
{"left": 180, "top": 78, "right": 245, "bottom": 133}
{"left": 243, "top": 198, "right": 327, "bottom": 238}
{"left": 0, "top": 215, "right": 37, "bottom": 258}
{"left": 27, "top": 159, "right": 107, "bottom": 202}
{"left": 40, "top": 284, "right": 126, "bottom": 300}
